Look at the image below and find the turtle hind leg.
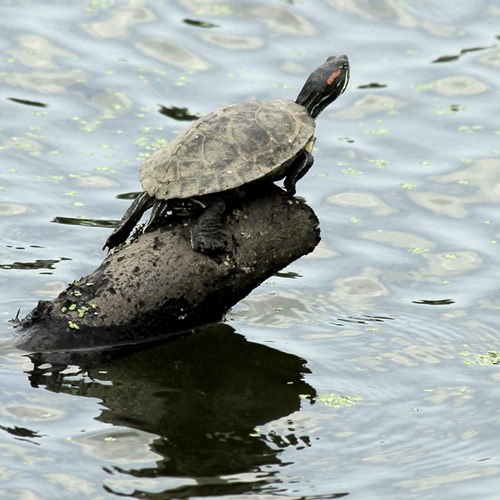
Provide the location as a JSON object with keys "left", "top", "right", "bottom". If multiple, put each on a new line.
{"left": 283, "top": 150, "right": 314, "bottom": 195}
{"left": 143, "top": 199, "right": 170, "bottom": 232}
{"left": 103, "top": 192, "right": 153, "bottom": 251}
{"left": 190, "top": 198, "right": 227, "bottom": 254}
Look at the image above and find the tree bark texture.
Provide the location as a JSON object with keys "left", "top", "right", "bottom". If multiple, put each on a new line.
{"left": 13, "top": 185, "right": 320, "bottom": 352}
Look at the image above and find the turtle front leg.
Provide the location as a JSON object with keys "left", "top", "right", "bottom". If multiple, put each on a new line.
{"left": 103, "top": 191, "right": 154, "bottom": 251}
{"left": 190, "top": 198, "right": 228, "bottom": 254}
{"left": 283, "top": 150, "right": 314, "bottom": 196}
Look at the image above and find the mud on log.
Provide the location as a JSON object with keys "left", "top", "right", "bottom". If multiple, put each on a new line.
{"left": 13, "top": 185, "right": 320, "bottom": 352}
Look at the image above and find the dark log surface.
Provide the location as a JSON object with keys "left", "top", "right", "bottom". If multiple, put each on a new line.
{"left": 13, "top": 185, "right": 320, "bottom": 352}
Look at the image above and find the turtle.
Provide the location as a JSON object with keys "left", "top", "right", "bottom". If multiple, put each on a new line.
{"left": 104, "top": 55, "right": 350, "bottom": 254}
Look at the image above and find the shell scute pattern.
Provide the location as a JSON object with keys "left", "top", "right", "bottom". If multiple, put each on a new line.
{"left": 139, "top": 99, "right": 315, "bottom": 200}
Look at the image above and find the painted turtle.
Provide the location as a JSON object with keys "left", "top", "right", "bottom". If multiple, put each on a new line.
{"left": 104, "top": 55, "right": 350, "bottom": 253}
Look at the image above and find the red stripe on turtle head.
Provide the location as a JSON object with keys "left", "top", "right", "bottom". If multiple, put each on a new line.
{"left": 327, "top": 69, "right": 341, "bottom": 85}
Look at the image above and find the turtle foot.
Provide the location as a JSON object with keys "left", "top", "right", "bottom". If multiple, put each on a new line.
{"left": 191, "top": 230, "right": 228, "bottom": 255}
{"left": 190, "top": 198, "right": 227, "bottom": 255}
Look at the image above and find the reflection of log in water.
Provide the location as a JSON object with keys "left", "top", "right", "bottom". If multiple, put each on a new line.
{"left": 14, "top": 185, "right": 320, "bottom": 352}
{"left": 28, "top": 324, "right": 317, "bottom": 483}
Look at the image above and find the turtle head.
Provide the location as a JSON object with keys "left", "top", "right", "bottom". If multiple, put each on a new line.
{"left": 295, "top": 55, "right": 350, "bottom": 119}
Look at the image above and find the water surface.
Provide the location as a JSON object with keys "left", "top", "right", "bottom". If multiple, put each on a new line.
{"left": 0, "top": 1, "right": 499, "bottom": 498}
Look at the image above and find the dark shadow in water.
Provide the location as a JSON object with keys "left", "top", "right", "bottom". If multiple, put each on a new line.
{"left": 412, "top": 298, "right": 455, "bottom": 305}
{"left": 158, "top": 105, "right": 200, "bottom": 122}
{"left": 0, "top": 256, "right": 71, "bottom": 271}
{"left": 26, "top": 324, "right": 324, "bottom": 498}
{"left": 52, "top": 192, "right": 142, "bottom": 229}
{"left": 0, "top": 424, "right": 42, "bottom": 442}
{"left": 182, "top": 18, "right": 219, "bottom": 29}
{"left": 332, "top": 314, "right": 395, "bottom": 326}
{"left": 51, "top": 216, "right": 116, "bottom": 229}
{"left": 432, "top": 43, "right": 497, "bottom": 63}
{"left": 7, "top": 97, "right": 48, "bottom": 107}
{"left": 357, "top": 82, "right": 387, "bottom": 89}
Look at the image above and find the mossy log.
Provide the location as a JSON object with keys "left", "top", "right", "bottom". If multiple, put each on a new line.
{"left": 13, "top": 185, "right": 320, "bottom": 352}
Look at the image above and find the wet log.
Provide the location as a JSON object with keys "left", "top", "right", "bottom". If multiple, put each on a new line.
{"left": 13, "top": 185, "right": 320, "bottom": 352}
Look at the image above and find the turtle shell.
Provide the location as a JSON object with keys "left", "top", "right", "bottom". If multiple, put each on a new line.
{"left": 140, "top": 99, "right": 315, "bottom": 200}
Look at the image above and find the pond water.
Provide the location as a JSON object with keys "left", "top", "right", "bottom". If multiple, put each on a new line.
{"left": 0, "top": 0, "right": 499, "bottom": 498}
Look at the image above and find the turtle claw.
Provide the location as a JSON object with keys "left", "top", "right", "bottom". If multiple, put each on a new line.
{"left": 191, "top": 231, "right": 228, "bottom": 255}
{"left": 102, "top": 233, "right": 122, "bottom": 252}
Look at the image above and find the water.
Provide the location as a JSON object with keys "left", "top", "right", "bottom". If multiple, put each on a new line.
{"left": 0, "top": 0, "right": 499, "bottom": 498}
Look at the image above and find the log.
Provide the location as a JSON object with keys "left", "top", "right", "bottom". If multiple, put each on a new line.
{"left": 13, "top": 185, "right": 320, "bottom": 352}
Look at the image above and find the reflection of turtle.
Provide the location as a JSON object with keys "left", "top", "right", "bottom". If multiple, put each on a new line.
{"left": 104, "top": 55, "right": 350, "bottom": 254}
